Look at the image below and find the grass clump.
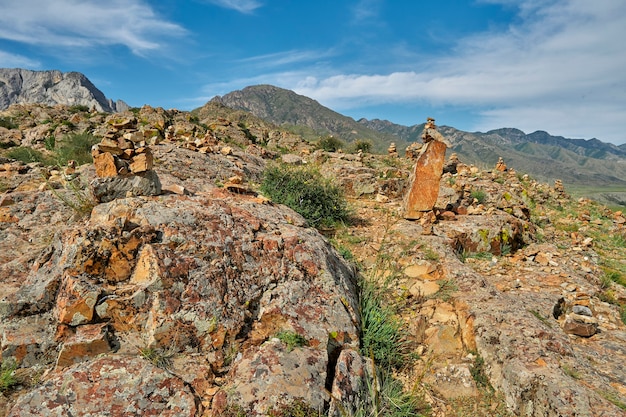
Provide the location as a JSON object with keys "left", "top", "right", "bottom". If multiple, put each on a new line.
{"left": 0, "top": 360, "right": 18, "bottom": 393}
{"left": 316, "top": 135, "right": 344, "bottom": 152}
{"left": 260, "top": 164, "right": 349, "bottom": 229}
{"left": 0, "top": 116, "right": 17, "bottom": 129}
{"left": 54, "top": 132, "right": 99, "bottom": 166}
{"left": 46, "top": 177, "right": 96, "bottom": 218}
{"left": 267, "top": 399, "right": 321, "bottom": 417}
{"left": 5, "top": 146, "right": 52, "bottom": 165}
{"left": 470, "top": 189, "right": 487, "bottom": 204}
{"left": 275, "top": 331, "right": 307, "bottom": 352}
{"left": 139, "top": 347, "right": 174, "bottom": 369}
{"left": 359, "top": 278, "right": 410, "bottom": 370}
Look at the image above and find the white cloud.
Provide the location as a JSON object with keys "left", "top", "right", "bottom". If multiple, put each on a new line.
{"left": 200, "top": 0, "right": 262, "bottom": 13}
{"left": 0, "top": 50, "right": 40, "bottom": 68}
{"left": 0, "top": 0, "right": 186, "bottom": 55}
{"left": 290, "top": 0, "right": 626, "bottom": 143}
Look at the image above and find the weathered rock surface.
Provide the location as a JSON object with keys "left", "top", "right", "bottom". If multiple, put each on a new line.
{"left": 0, "top": 68, "right": 128, "bottom": 112}
{"left": 1, "top": 185, "right": 361, "bottom": 415}
{"left": 7, "top": 356, "right": 197, "bottom": 416}
{"left": 403, "top": 139, "right": 447, "bottom": 219}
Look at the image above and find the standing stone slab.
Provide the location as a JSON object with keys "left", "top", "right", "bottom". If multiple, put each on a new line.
{"left": 403, "top": 139, "right": 447, "bottom": 219}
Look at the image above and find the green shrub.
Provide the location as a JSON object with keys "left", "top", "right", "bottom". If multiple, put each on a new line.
{"left": 44, "top": 135, "right": 56, "bottom": 151}
{"left": 54, "top": 132, "right": 99, "bottom": 166}
{"left": 316, "top": 135, "right": 344, "bottom": 152}
{"left": 0, "top": 360, "right": 18, "bottom": 393}
{"left": 470, "top": 189, "right": 487, "bottom": 204}
{"left": 6, "top": 146, "right": 50, "bottom": 165}
{"left": 0, "top": 116, "right": 17, "bottom": 129}
{"left": 260, "top": 164, "right": 349, "bottom": 229}
{"left": 69, "top": 104, "right": 90, "bottom": 113}
{"left": 352, "top": 139, "right": 372, "bottom": 153}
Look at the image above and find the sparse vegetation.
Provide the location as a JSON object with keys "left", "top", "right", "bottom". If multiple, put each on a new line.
{"left": 470, "top": 189, "right": 487, "bottom": 204}
{"left": 0, "top": 116, "right": 17, "bottom": 129}
{"left": 267, "top": 399, "right": 321, "bottom": 417}
{"left": 139, "top": 347, "right": 174, "bottom": 369}
{"left": 6, "top": 146, "right": 50, "bottom": 165}
{"left": 0, "top": 359, "right": 18, "bottom": 393}
{"left": 316, "top": 135, "right": 344, "bottom": 152}
{"left": 275, "top": 331, "right": 307, "bottom": 352}
{"left": 68, "top": 104, "right": 90, "bottom": 113}
{"left": 47, "top": 176, "right": 97, "bottom": 218}
{"left": 260, "top": 163, "right": 350, "bottom": 229}
{"left": 469, "top": 352, "right": 492, "bottom": 391}
{"left": 352, "top": 139, "right": 372, "bottom": 153}
{"left": 54, "top": 132, "right": 99, "bottom": 166}
{"left": 359, "top": 277, "right": 410, "bottom": 370}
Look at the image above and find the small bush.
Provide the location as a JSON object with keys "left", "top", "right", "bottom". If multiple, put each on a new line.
{"left": 316, "top": 135, "right": 344, "bottom": 152}
{"left": 6, "top": 146, "right": 50, "bottom": 165}
{"left": 470, "top": 189, "right": 487, "bottom": 204}
{"left": 260, "top": 164, "right": 349, "bottom": 229}
{"left": 0, "top": 116, "right": 17, "bottom": 129}
{"left": 44, "top": 135, "right": 56, "bottom": 150}
{"left": 55, "top": 132, "right": 99, "bottom": 166}
{"left": 352, "top": 139, "right": 372, "bottom": 153}
{"left": 69, "top": 104, "right": 90, "bottom": 113}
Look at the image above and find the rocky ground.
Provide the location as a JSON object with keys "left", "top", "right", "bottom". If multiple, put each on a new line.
{"left": 0, "top": 104, "right": 625, "bottom": 416}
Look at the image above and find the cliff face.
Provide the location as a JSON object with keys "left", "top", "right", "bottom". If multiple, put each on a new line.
{"left": 0, "top": 68, "right": 128, "bottom": 113}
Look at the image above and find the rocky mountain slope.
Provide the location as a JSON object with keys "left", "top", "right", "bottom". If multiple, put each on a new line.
{"left": 0, "top": 68, "right": 128, "bottom": 113}
{"left": 210, "top": 85, "right": 626, "bottom": 190}
{"left": 0, "top": 103, "right": 625, "bottom": 416}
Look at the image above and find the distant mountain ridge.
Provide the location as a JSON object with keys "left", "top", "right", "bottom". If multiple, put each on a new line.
{"left": 0, "top": 68, "right": 128, "bottom": 113}
{"left": 208, "top": 85, "right": 626, "bottom": 188}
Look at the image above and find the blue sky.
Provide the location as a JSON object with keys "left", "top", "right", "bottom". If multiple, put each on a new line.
{"left": 1, "top": 0, "right": 625, "bottom": 145}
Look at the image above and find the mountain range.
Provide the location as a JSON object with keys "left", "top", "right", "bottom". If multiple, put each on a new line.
{"left": 1, "top": 70, "right": 624, "bottom": 198}
{"left": 211, "top": 85, "right": 626, "bottom": 191}
{"left": 0, "top": 68, "right": 128, "bottom": 113}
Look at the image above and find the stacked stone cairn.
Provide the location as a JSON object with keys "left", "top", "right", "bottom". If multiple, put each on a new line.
{"left": 387, "top": 142, "right": 398, "bottom": 157}
{"left": 90, "top": 116, "right": 161, "bottom": 203}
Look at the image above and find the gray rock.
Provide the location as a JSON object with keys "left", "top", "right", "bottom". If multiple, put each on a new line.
{"left": 572, "top": 305, "right": 593, "bottom": 317}
{"left": 90, "top": 170, "right": 162, "bottom": 203}
{"left": 0, "top": 68, "right": 127, "bottom": 112}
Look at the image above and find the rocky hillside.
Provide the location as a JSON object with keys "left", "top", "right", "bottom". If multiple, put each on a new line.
{"left": 0, "top": 69, "right": 128, "bottom": 113}
{"left": 210, "top": 85, "right": 402, "bottom": 152}
{"left": 208, "top": 85, "right": 626, "bottom": 191}
{"left": 0, "top": 103, "right": 625, "bottom": 416}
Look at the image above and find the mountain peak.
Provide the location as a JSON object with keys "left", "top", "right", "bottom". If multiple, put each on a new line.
{"left": 0, "top": 68, "right": 128, "bottom": 113}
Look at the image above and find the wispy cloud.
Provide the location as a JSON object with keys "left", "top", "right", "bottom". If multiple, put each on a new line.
{"left": 200, "top": 0, "right": 262, "bottom": 13}
{"left": 0, "top": 0, "right": 186, "bottom": 55}
{"left": 0, "top": 50, "right": 40, "bottom": 69}
{"left": 237, "top": 49, "right": 337, "bottom": 68}
{"left": 291, "top": 0, "right": 626, "bottom": 142}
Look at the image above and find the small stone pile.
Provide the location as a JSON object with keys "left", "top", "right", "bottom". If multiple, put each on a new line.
{"left": 553, "top": 294, "right": 599, "bottom": 337}
{"left": 387, "top": 142, "right": 398, "bottom": 157}
{"left": 495, "top": 157, "right": 507, "bottom": 172}
{"left": 91, "top": 137, "right": 154, "bottom": 177}
{"left": 405, "top": 142, "right": 422, "bottom": 160}
{"left": 90, "top": 130, "right": 161, "bottom": 203}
